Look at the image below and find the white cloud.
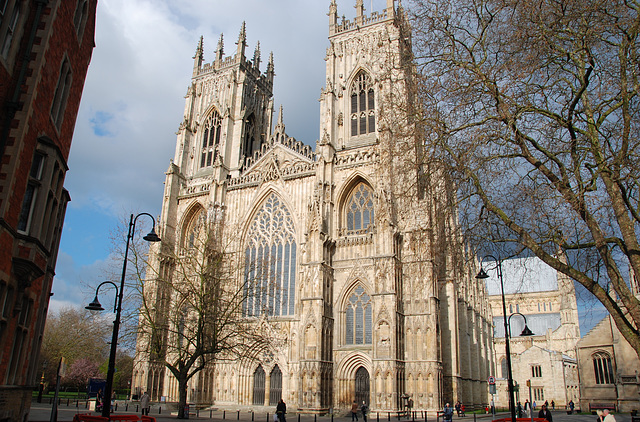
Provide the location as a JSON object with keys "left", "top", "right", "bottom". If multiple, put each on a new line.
{"left": 58, "top": 0, "right": 400, "bottom": 309}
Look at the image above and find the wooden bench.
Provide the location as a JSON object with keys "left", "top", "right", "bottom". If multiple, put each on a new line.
{"left": 589, "top": 403, "right": 616, "bottom": 413}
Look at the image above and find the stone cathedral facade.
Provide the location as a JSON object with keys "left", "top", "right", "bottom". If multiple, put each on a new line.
{"left": 133, "top": 0, "right": 494, "bottom": 414}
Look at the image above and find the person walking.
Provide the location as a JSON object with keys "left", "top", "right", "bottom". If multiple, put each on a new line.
{"left": 524, "top": 399, "right": 531, "bottom": 417}
{"left": 351, "top": 401, "right": 359, "bottom": 421}
{"left": 96, "top": 389, "right": 103, "bottom": 412}
{"left": 443, "top": 403, "right": 454, "bottom": 422}
{"left": 140, "top": 391, "right": 150, "bottom": 416}
{"left": 361, "top": 401, "right": 368, "bottom": 422}
{"left": 276, "top": 399, "right": 287, "bottom": 422}
{"left": 568, "top": 400, "right": 575, "bottom": 414}
{"left": 538, "top": 404, "right": 553, "bottom": 422}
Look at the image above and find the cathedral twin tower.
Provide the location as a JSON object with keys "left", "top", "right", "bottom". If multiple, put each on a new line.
{"left": 133, "top": 0, "right": 494, "bottom": 414}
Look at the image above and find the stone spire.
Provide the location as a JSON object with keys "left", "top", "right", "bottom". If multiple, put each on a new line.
{"left": 215, "top": 33, "right": 224, "bottom": 62}
{"left": 274, "top": 104, "right": 285, "bottom": 135}
{"left": 266, "top": 51, "right": 275, "bottom": 82}
{"left": 355, "top": 0, "right": 364, "bottom": 23}
{"left": 236, "top": 21, "right": 247, "bottom": 59}
{"left": 329, "top": 0, "right": 338, "bottom": 29}
{"left": 386, "top": 0, "right": 396, "bottom": 18}
{"left": 193, "top": 36, "right": 203, "bottom": 75}
{"left": 253, "top": 41, "right": 261, "bottom": 71}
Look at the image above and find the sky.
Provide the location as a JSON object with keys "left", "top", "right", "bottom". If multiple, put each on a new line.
{"left": 52, "top": 0, "right": 608, "bottom": 337}
{"left": 53, "top": 0, "right": 389, "bottom": 311}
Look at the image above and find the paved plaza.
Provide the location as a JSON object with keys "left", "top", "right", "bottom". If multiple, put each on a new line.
{"left": 27, "top": 402, "right": 637, "bottom": 422}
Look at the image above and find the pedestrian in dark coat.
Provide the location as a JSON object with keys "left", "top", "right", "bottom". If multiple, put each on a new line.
{"left": 276, "top": 399, "right": 287, "bottom": 422}
{"left": 538, "top": 405, "right": 553, "bottom": 422}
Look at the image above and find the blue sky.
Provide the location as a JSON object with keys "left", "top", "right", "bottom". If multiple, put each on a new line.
{"left": 53, "top": 0, "right": 387, "bottom": 310}
{"left": 53, "top": 0, "right": 608, "bottom": 337}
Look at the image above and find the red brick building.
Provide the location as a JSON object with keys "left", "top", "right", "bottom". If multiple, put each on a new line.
{"left": 0, "top": 1, "right": 97, "bottom": 419}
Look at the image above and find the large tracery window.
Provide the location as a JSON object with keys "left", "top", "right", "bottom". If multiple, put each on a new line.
{"left": 243, "top": 194, "right": 296, "bottom": 317}
{"left": 350, "top": 71, "right": 375, "bottom": 137}
{"left": 345, "top": 285, "right": 372, "bottom": 345}
{"left": 592, "top": 352, "right": 614, "bottom": 384}
{"left": 344, "top": 182, "right": 375, "bottom": 235}
{"left": 200, "top": 110, "right": 222, "bottom": 168}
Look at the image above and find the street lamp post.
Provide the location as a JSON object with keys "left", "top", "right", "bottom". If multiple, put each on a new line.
{"left": 476, "top": 256, "right": 534, "bottom": 422}
{"left": 86, "top": 213, "right": 160, "bottom": 419}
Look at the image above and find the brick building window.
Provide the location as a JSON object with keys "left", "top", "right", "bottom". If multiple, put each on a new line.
{"left": 50, "top": 58, "right": 73, "bottom": 129}
{"left": 7, "top": 297, "right": 33, "bottom": 384}
{"left": 533, "top": 387, "right": 544, "bottom": 401}
{"left": 17, "top": 152, "right": 45, "bottom": 233}
{"left": 74, "top": 0, "right": 89, "bottom": 39}
{"left": 0, "top": 0, "right": 20, "bottom": 59}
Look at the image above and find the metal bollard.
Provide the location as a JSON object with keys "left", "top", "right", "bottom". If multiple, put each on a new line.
{"left": 211, "top": 409, "right": 213, "bottom": 419}
{"left": 126, "top": 403, "right": 128, "bottom": 411}
{"left": 159, "top": 406, "right": 162, "bottom": 414}
{"left": 298, "top": 414, "right": 301, "bottom": 422}
{"left": 197, "top": 408, "right": 200, "bottom": 417}
{"left": 332, "top": 413, "right": 335, "bottom": 422}
{"left": 238, "top": 410, "right": 241, "bottom": 420}
{"left": 377, "top": 412, "right": 380, "bottom": 422}
{"left": 224, "top": 410, "right": 226, "bottom": 419}
{"left": 267, "top": 413, "right": 270, "bottom": 422}
{"left": 252, "top": 411, "right": 255, "bottom": 421}
{"left": 315, "top": 414, "right": 318, "bottom": 422}
{"left": 137, "top": 405, "right": 139, "bottom": 412}
{"left": 388, "top": 412, "right": 391, "bottom": 421}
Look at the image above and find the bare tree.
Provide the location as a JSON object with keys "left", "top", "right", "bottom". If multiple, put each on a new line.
{"left": 407, "top": 0, "right": 640, "bottom": 355}
{"left": 135, "top": 208, "right": 274, "bottom": 419}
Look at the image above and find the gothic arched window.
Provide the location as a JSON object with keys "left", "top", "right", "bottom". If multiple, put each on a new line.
{"left": 350, "top": 71, "right": 375, "bottom": 136}
{"left": 345, "top": 285, "right": 372, "bottom": 345}
{"left": 243, "top": 114, "right": 257, "bottom": 160}
{"left": 592, "top": 352, "right": 614, "bottom": 384}
{"left": 243, "top": 193, "right": 297, "bottom": 317}
{"left": 500, "top": 357, "right": 508, "bottom": 379}
{"left": 200, "top": 110, "right": 222, "bottom": 168}
{"left": 182, "top": 206, "right": 206, "bottom": 250}
{"left": 344, "top": 182, "right": 375, "bottom": 235}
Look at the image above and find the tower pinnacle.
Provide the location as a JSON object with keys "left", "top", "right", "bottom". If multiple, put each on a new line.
{"left": 253, "top": 41, "right": 261, "bottom": 71}
{"left": 215, "top": 33, "right": 224, "bottom": 62}
{"left": 193, "top": 36, "right": 204, "bottom": 75}
{"left": 236, "top": 21, "right": 247, "bottom": 59}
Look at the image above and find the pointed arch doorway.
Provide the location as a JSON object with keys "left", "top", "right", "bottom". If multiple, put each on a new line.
{"left": 355, "top": 366, "right": 370, "bottom": 405}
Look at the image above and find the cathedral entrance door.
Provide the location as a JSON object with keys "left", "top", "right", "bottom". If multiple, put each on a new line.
{"left": 355, "top": 366, "right": 370, "bottom": 405}
{"left": 269, "top": 365, "right": 282, "bottom": 405}
{"left": 253, "top": 366, "right": 266, "bottom": 405}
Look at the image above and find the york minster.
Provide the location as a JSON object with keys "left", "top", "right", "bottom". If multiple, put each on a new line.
{"left": 133, "top": 0, "right": 494, "bottom": 414}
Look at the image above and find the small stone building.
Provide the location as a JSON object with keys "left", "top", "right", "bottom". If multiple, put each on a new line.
{"left": 484, "top": 257, "right": 581, "bottom": 409}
